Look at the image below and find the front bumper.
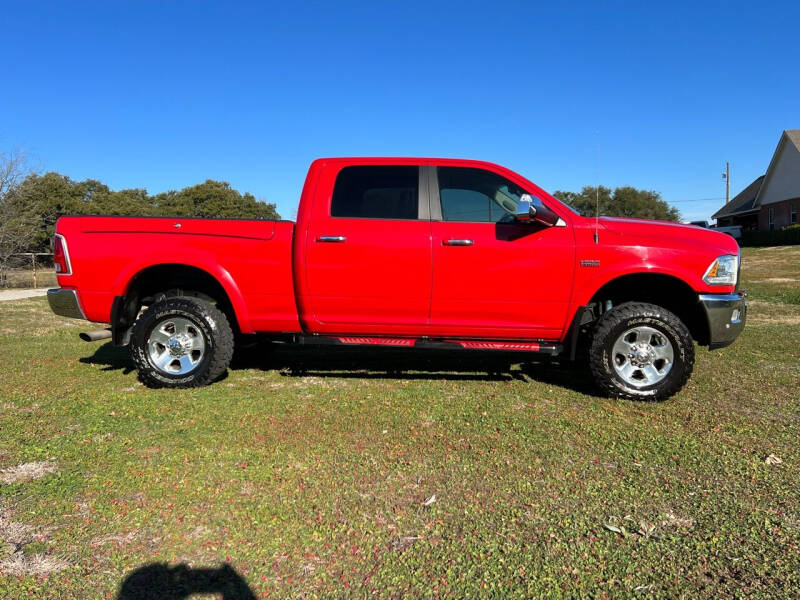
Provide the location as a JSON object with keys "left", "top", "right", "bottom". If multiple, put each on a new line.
{"left": 698, "top": 292, "right": 747, "bottom": 350}
{"left": 47, "top": 288, "right": 86, "bottom": 320}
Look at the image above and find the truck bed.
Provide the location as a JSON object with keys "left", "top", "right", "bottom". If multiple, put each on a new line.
{"left": 54, "top": 215, "right": 300, "bottom": 333}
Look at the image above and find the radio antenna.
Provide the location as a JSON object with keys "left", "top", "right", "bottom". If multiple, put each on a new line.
{"left": 594, "top": 131, "right": 600, "bottom": 243}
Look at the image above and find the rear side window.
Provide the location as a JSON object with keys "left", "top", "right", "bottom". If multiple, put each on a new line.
{"left": 438, "top": 167, "right": 526, "bottom": 223}
{"left": 331, "top": 166, "right": 419, "bottom": 220}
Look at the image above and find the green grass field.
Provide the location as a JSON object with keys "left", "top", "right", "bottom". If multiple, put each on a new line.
{"left": 1, "top": 247, "right": 799, "bottom": 599}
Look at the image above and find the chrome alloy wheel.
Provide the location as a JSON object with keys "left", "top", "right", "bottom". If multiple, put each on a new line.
{"left": 146, "top": 316, "right": 206, "bottom": 375}
{"left": 611, "top": 325, "right": 674, "bottom": 388}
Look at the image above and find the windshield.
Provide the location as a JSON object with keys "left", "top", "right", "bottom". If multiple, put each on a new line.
{"left": 560, "top": 201, "right": 583, "bottom": 216}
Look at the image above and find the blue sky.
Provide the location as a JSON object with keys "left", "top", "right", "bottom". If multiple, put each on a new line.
{"left": 2, "top": 0, "right": 799, "bottom": 221}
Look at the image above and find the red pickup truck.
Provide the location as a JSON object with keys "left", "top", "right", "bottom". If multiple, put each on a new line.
{"left": 48, "top": 158, "right": 746, "bottom": 400}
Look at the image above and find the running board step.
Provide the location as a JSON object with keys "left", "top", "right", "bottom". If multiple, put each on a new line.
{"left": 297, "top": 335, "right": 562, "bottom": 355}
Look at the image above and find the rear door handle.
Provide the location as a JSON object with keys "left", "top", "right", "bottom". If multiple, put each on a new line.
{"left": 317, "top": 235, "right": 346, "bottom": 243}
{"left": 443, "top": 239, "right": 474, "bottom": 246}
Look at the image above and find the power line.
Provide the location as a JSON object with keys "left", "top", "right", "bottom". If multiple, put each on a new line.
{"left": 667, "top": 197, "right": 726, "bottom": 204}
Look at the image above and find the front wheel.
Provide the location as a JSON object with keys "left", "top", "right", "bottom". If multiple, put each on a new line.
{"left": 131, "top": 297, "right": 234, "bottom": 388}
{"left": 589, "top": 302, "right": 694, "bottom": 401}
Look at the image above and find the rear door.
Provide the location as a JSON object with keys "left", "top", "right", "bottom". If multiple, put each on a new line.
{"left": 428, "top": 165, "right": 575, "bottom": 339}
{"left": 303, "top": 164, "right": 432, "bottom": 335}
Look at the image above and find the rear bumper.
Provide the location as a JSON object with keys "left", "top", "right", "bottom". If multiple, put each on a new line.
{"left": 47, "top": 288, "right": 86, "bottom": 320}
{"left": 698, "top": 292, "right": 747, "bottom": 350}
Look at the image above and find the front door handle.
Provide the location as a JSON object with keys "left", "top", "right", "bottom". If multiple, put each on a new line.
{"left": 442, "top": 239, "right": 474, "bottom": 246}
{"left": 317, "top": 235, "right": 346, "bottom": 243}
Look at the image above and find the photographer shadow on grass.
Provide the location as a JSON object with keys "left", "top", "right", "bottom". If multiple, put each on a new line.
{"left": 81, "top": 340, "right": 598, "bottom": 395}
{"left": 116, "top": 562, "right": 257, "bottom": 600}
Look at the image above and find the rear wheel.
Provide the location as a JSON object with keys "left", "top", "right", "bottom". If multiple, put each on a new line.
{"left": 589, "top": 302, "right": 694, "bottom": 401}
{"left": 131, "top": 297, "right": 234, "bottom": 388}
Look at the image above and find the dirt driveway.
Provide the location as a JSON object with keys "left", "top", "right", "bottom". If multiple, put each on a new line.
{"left": 0, "top": 289, "right": 49, "bottom": 302}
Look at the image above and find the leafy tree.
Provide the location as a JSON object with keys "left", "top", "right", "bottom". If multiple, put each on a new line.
{"left": 7, "top": 172, "right": 281, "bottom": 254}
{"left": 95, "top": 188, "right": 152, "bottom": 216}
{"left": 154, "top": 180, "right": 279, "bottom": 219}
{"left": 553, "top": 186, "right": 680, "bottom": 221}
{"left": 14, "top": 173, "right": 95, "bottom": 249}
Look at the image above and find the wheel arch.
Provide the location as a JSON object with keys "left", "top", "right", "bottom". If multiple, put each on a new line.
{"left": 588, "top": 272, "right": 709, "bottom": 345}
{"left": 112, "top": 262, "right": 252, "bottom": 345}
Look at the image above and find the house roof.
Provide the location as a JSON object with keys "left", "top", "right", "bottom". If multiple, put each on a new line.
{"left": 786, "top": 129, "right": 800, "bottom": 151}
{"left": 753, "top": 129, "right": 800, "bottom": 208}
{"left": 713, "top": 129, "right": 800, "bottom": 219}
{"left": 712, "top": 175, "right": 764, "bottom": 219}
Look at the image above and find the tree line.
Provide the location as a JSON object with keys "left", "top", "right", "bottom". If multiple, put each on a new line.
{"left": 0, "top": 150, "right": 280, "bottom": 276}
{"left": 553, "top": 186, "right": 681, "bottom": 222}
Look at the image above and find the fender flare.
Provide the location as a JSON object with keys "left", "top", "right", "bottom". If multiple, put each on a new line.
{"left": 573, "top": 265, "right": 701, "bottom": 309}
{"left": 567, "top": 267, "right": 708, "bottom": 348}
{"left": 112, "top": 253, "right": 254, "bottom": 334}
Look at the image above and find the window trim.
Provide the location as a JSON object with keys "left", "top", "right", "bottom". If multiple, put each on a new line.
{"left": 791, "top": 203, "right": 797, "bottom": 225}
{"left": 329, "top": 165, "right": 424, "bottom": 222}
{"left": 425, "top": 166, "right": 443, "bottom": 221}
{"left": 768, "top": 206, "right": 775, "bottom": 230}
{"left": 418, "top": 167, "right": 430, "bottom": 220}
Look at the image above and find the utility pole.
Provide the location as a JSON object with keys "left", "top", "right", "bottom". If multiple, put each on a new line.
{"left": 722, "top": 162, "right": 730, "bottom": 204}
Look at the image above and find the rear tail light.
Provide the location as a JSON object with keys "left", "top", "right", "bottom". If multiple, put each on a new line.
{"left": 53, "top": 234, "right": 72, "bottom": 275}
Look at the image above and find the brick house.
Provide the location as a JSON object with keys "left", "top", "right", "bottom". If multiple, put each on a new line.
{"left": 713, "top": 129, "right": 800, "bottom": 231}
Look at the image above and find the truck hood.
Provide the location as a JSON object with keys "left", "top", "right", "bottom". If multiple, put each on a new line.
{"left": 598, "top": 216, "right": 739, "bottom": 255}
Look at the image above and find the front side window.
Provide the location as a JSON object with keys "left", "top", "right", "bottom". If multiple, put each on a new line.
{"left": 791, "top": 204, "right": 797, "bottom": 224}
{"left": 769, "top": 207, "right": 775, "bottom": 230}
{"left": 331, "top": 166, "right": 419, "bottom": 220}
{"left": 438, "top": 167, "right": 528, "bottom": 223}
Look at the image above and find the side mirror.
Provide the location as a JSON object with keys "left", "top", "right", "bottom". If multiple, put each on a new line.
{"left": 516, "top": 194, "right": 560, "bottom": 226}
{"left": 515, "top": 197, "right": 536, "bottom": 222}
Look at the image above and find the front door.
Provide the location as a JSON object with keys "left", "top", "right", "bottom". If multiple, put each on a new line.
{"left": 429, "top": 166, "right": 575, "bottom": 339}
{"left": 304, "top": 164, "right": 432, "bottom": 335}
